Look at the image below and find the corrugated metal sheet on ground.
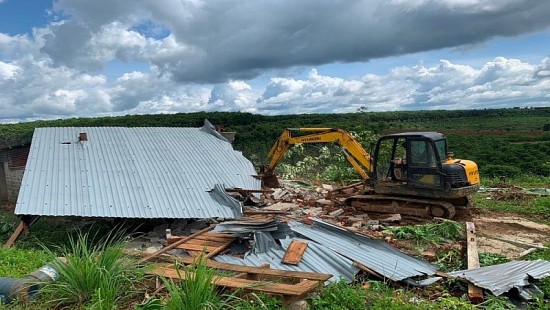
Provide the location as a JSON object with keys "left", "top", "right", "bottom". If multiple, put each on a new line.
{"left": 289, "top": 218, "right": 439, "bottom": 281}
{"left": 449, "top": 260, "right": 550, "bottom": 295}
{"left": 214, "top": 232, "right": 359, "bottom": 283}
{"left": 15, "top": 121, "right": 260, "bottom": 219}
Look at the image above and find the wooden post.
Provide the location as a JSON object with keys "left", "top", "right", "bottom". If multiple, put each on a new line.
{"left": 4, "top": 216, "right": 39, "bottom": 248}
{"left": 465, "top": 222, "right": 484, "bottom": 303}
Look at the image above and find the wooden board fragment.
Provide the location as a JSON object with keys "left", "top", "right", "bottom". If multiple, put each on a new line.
{"left": 282, "top": 240, "right": 309, "bottom": 265}
{"left": 149, "top": 266, "right": 313, "bottom": 296}
{"left": 174, "top": 257, "right": 332, "bottom": 281}
{"left": 466, "top": 222, "right": 484, "bottom": 304}
{"left": 138, "top": 225, "right": 214, "bottom": 264}
{"left": 4, "top": 221, "right": 25, "bottom": 248}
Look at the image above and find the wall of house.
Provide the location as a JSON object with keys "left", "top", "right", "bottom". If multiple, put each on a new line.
{"left": 0, "top": 146, "right": 29, "bottom": 203}
{"left": 0, "top": 163, "right": 7, "bottom": 202}
{"left": 5, "top": 166, "right": 24, "bottom": 202}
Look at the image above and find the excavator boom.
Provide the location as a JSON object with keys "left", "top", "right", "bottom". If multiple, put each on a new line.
{"left": 263, "top": 128, "right": 372, "bottom": 187}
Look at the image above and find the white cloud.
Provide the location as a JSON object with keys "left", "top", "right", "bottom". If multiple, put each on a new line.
{"left": 39, "top": 0, "right": 550, "bottom": 82}
{"left": 1, "top": 0, "right": 550, "bottom": 122}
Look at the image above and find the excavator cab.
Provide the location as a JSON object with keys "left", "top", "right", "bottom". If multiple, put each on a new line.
{"left": 372, "top": 132, "right": 479, "bottom": 203}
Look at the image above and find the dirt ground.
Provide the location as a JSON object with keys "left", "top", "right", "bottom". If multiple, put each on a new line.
{"left": 473, "top": 211, "right": 550, "bottom": 259}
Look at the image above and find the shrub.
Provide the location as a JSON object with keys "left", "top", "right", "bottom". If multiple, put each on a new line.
{"left": 161, "top": 256, "right": 222, "bottom": 310}
{"left": 41, "top": 229, "right": 141, "bottom": 309}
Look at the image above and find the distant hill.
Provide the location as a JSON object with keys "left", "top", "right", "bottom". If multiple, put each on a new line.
{"left": 1, "top": 107, "right": 549, "bottom": 177}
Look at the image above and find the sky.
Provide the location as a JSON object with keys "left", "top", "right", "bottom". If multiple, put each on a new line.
{"left": 0, "top": 0, "right": 549, "bottom": 123}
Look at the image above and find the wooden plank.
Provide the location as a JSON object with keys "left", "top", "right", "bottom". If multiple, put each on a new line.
{"left": 167, "top": 234, "right": 234, "bottom": 245}
{"left": 205, "top": 240, "right": 234, "bottom": 259}
{"left": 465, "top": 222, "right": 484, "bottom": 304}
{"left": 175, "top": 257, "right": 332, "bottom": 281}
{"left": 148, "top": 266, "right": 313, "bottom": 296}
{"left": 282, "top": 240, "right": 309, "bottom": 265}
{"left": 4, "top": 221, "right": 25, "bottom": 248}
{"left": 175, "top": 238, "right": 225, "bottom": 247}
{"left": 138, "top": 225, "right": 214, "bottom": 264}
{"left": 175, "top": 243, "right": 220, "bottom": 252}
{"left": 352, "top": 261, "right": 383, "bottom": 279}
{"left": 225, "top": 188, "right": 274, "bottom": 193}
{"left": 243, "top": 210, "right": 287, "bottom": 215}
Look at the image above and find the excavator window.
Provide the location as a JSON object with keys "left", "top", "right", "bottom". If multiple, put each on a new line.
{"left": 434, "top": 139, "right": 447, "bottom": 162}
{"left": 410, "top": 140, "right": 437, "bottom": 167}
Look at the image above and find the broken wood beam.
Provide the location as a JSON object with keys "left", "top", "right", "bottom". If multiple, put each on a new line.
{"left": 138, "top": 225, "right": 214, "bottom": 264}
{"left": 4, "top": 221, "right": 26, "bottom": 248}
{"left": 174, "top": 257, "right": 332, "bottom": 281}
{"left": 149, "top": 266, "right": 319, "bottom": 296}
{"left": 243, "top": 210, "right": 287, "bottom": 215}
{"left": 4, "top": 216, "right": 40, "bottom": 248}
{"left": 282, "top": 240, "right": 309, "bottom": 265}
{"left": 465, "top": 222, "right": 484, "bottom": 304}
{"left": 225, "top": 188, "right": 274, "bottom": 193}
{"left": 353, "top": 261, "right": 383, "bottom": 280}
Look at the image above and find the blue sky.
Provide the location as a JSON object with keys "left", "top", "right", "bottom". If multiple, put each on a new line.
{"left": 0, "top": 0, "right": 549, "bottom": 122}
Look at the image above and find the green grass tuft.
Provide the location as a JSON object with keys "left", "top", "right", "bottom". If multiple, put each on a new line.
{"left": 161, "top": 256, "right": 223, "bottom": 310}
{"left": 40, "top": 228, "right": 142, "bottom": 309}
{"left": 308, "top": 280, "right": 367, "bottom": 310}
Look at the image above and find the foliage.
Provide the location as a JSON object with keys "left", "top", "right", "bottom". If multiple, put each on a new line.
{"left": 478, "top": 253, "right": 510, "bottom": 267}
{"left": 161, "top": 256, "right": 223, "bottom": 310}
{"left": 383, "top": 221, "right": 464, "bottom": 244}
{"left": 436, "top": 248, "right": 465, "bottom": 272}
{"left": 479, "top": 295, "right": 515, "bottom": 309}
{"left": 308, "top": 280, "right": 367, "bottom": 310}
{"left": 40, "top": 229, "right": 142, "bottom": 310}
{"left": 229, "top": 293, "right": 283, "bottom": 310}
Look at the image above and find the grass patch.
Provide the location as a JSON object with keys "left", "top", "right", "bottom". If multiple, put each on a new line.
{"left": 478, "top": 253, "right": 510, "bottom": 267}
{"left": 482, "top": 176, "right": 550, "bottom": 188}
{"left": 0, "top": 247, "right": 51, "bottom": 278}
{"left": 308, "top": 280, "right": 367, "bottom": 310}
{"left": 40, "top": 229, "right": 143, "bottom": 309}
{"left": 473, "top": 194, "right": 550, "bottom": 223}
{"left": 383, "top": 221, "right": 464, "bottom": 244}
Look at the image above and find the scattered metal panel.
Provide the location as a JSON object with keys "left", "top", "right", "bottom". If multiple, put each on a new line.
{"left": 212, "top": 219, "right": 279, "bottom": 234}
{"left": 209, "top": 184, "right": 242, "bottom": 218}
{"left": 214, "top": 232, "right": 359, "bottom": 283}
{"left": 448, "top": 260, "right": 550, "bottom": 296}
{"left": 15, "top": 121, "right": 260, "bottom": 219}
{"left": 213, "top": 219, "right": 293, "bottom": 239}
{"left": 289, "top": 218, "right": 439, "bottom": 282}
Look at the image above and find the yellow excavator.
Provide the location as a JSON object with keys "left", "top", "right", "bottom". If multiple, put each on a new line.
{"left": 260, "top": 128, "right": 480, "bottom": 219}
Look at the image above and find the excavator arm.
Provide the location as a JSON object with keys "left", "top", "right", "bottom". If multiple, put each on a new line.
{"left": 262, "top": 128, "right": 373, "bottom": 187}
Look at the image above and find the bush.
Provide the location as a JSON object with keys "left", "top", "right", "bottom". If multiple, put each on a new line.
{"left": 161, "top": 256, "right": 222, "bottom": 310}
{"left": 41, "top": 229, "right": 142, "bottom": 309}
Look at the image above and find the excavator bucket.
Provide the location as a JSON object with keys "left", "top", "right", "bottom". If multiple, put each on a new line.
{"left": 260, "top": 172, "right": 281, "bottom": 188}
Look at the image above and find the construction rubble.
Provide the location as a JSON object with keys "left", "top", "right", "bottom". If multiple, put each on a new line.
{"left": 129, "top": 180, "right": 550, "bottom": 306}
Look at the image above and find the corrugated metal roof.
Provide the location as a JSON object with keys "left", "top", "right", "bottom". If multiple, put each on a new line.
{"left": 214, "top": 232, "right": 359, "bottom": 283}
{"left": 449, "top": 260, "right": 550, "bottom": 295}
{"left": 289, "top": 218, "right": 439, "bottom": 281}
{"left": 15, "top": 121, "right": 260, "bottom": 219}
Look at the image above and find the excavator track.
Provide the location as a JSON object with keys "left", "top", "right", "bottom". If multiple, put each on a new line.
{"left": 345, "top": 195, "right": 457, "bottom": 219}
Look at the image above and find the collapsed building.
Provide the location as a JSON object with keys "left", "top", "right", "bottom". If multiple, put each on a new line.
{"left": 14, "top": 120, "right": 258, "bottom": 220}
